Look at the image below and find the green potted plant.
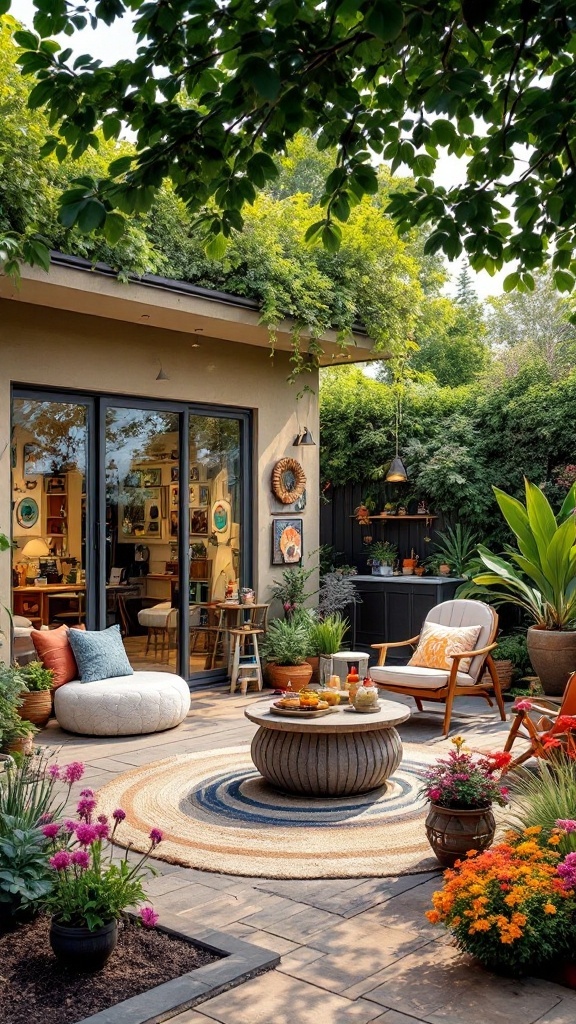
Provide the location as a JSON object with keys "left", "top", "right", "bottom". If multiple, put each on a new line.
{"left": 5, "top": 717, "right": 38, "bottom": 757}
{"left": 0, "top": 665, "right": 27, "bottom": 753}
{"left": 259, "top": 616, "right": 313, "bottom": 690}
{"left": 17, "top": 660, "right": 54, "bottom": 728}
{"left": 368, "top": 540, "right": 398, "bottom": 576}
{"left": 423, "top": 554, "right": 449, "bottom": 577}
{"left": 481, "top": 633, "right": 532, "bottom": 692}
{"left": 430, "top": 524, "right": 479, "bottom": 578}
{"left": 307, "top": 613, "right": 349, "bottom": 684}
{"left": 473, "top": 478, "right": 576, "bottom": 695}
{"left": 269, "top": 565, "right": 316, "bottom": 618}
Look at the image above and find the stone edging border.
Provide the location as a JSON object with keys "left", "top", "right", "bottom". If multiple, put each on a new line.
{"left": 77, "top": 910, "right": 280, "bottom": 1024}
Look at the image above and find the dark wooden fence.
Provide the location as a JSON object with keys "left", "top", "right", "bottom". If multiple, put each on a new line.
{"left": 320, "top": 483, "right": 449, "bottom": 572}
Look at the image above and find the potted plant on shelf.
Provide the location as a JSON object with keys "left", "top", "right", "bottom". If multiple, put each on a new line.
{"left": 368, "top": 540, "right": 398, "bottom": 576}
{"left": 430, "top": 524, "right": 479, "bottom": 579}
{"left": 307, "top": 613, "right": 349, "bottom": 685}
{"left": 423, "top": 554, "right": 449, "bottom": 577}
{"left": 44, "top": 789, "right": 161, "bottom": 971}
{"left": 422, "top": 736, "right": 511, "bottom": 867}
{"left": 17, "top": 661, "right": 54, "bottom": 728}
{"left": 260, "top": 615, "right": 313, "bottom": 690}
{"left": 473, "top": 478, "right": 576, "bottom": 695}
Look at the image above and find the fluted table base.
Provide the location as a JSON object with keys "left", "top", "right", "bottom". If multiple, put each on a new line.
{"left": 250, "top": 725, "right": 403, "bottom": 797}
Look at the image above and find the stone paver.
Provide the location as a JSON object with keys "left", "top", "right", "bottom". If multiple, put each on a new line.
{"left": 38, "top": 687, "right": 576, "bottom": 1024}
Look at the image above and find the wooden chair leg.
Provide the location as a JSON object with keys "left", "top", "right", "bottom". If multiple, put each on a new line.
{"left": 486, "top": 655, "right": 507, "bottom": 722}
{"left": 442, "top": 677, "right": 458, "bottom": 736}
{"left": 414, "top": 698, "right": 423, "bottom": 712}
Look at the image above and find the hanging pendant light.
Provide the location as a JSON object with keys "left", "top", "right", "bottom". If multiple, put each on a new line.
{"left": 385, "top": 386, "right": 408, "bottom": 483}
{"left": 293, "top": 428, "right": 316, "bottom": 447}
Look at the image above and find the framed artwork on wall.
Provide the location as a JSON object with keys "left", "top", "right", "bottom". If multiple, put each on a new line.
{"left": 199, "top": 485, "right": 210, "bottom": 506}
{"left": 15, "top": 497, "right": 39, "bottom": 529}
{"left": 141, "top": 468, "right": 161, "bottom": 487}
{"left": 212, "top": 498, "right": 231, "bottom": 535}
{"left": 190, "top": 508, "right": 208, "bottom": 535}
{"left": 272, "top": 518, "right": 303, "bottom": 565}
{"left": 190, "top": 465, "right": 199, "bottom": 482}
{"left": 23, "top": 443, "right": 41, "bottom": 476}
{"left": 169, "top": 484, "right": 179, "bottom": 509}
{"left": 170, "top": 466, "right": 179, "bottom": 482}
{"left": 189, "top": 484, "right": 198, "bottom": 506}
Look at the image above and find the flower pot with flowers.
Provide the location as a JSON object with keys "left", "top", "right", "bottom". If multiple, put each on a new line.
{"left": 426, "top": 823, "right": 576, "bottom": 978}
{"left": 423, "top": 737, "right": 511, "bottom": 867}
{"left": 43, "top": 785, "right": 161, "bottom": 971}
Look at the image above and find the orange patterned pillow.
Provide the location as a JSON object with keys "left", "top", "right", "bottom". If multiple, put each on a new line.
{"left": 31, "top": 624, "right": 85, "bottom": 688}
{"left": 408, "top": 622, "right": 482, "bottom": 673}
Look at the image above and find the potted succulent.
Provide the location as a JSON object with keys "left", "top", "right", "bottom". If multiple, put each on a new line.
{"left": 44, "top": 788, "right": 161, "bottom": 971}
{"left": 306, "top": 613, "right": 349, "bottom": 685}
{"left": 17, "top": 661, "right": 54, "bottom": 728}
{"left": 260, "top": 615, "right": 313, "bottom": 690}
{"left": 368, "top": 540, "right": 397, "bottom": 576}
{"left": 473, "top": 479, "right": 576, "bottom": 695}
{"left": 422, "top": 736, "right": 511, "bottom": 867}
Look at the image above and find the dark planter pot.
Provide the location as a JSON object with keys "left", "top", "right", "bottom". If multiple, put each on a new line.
{"left": 50, "top": 918, "right": 118, "bottom": 971}
{"left": 425, "top": 803, "right": 496, "bottom": 868}
{"left": 527, "top": 626, "right": 576, "bottom": 696}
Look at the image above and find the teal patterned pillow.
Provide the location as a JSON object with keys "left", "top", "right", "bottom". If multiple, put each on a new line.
{"left": 68, "top": 624, "right": 134, "bottom": 683}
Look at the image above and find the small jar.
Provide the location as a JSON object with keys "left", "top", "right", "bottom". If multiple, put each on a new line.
{"left": 353, "top": 679, "right": 379, "bottom": 712}
{"left": 346, "top": 668, "right": 361, "bottom": 701}
{"left": 327, "top": 674, "right": 341, "bottom": 690}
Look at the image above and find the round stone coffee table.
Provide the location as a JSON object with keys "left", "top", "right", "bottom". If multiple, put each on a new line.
{"left": 244, "top": 701, "right": 410, "bottom": 797}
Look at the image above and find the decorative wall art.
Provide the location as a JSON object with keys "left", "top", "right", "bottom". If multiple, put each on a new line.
{"left": 212, "top": 498, "right": 231, "bottom": 534}
{"left": 272, "top": 518, "right": 303, "bottom": 565}
{"left": 170, "top": 466, "right": 179, "bottom": 482}
{"left": 190, "top": 508, "right": 209, "bottom": 535}
{"left": 190, "top": 465, "right": 200, "bottom": 482}
{"left": 199, "top": 485, "right": 210, "bottom": 507}
{"left": 23, "top": 443, "right": 41, "bottom": 476}
{"left": 45, "top": 475, "right": 66, "bottom": 494}
{"left": 271, "top": 458, "right": 306, "bottom": 504}
{"left": 141, "top": 468, "right": 161, "bottom": 487}
{"left": 15, "top": 497, "right": 39, "bottom": 529}
{"left": 169, "top": 484, "right": 179, "bottom": 509}
{"left": 189, "top": 484, "right": 198, "bottom": 506}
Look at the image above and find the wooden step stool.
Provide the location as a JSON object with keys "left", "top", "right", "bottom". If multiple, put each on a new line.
{"left": 229, "top": 628, "right": 263, "bottom": 695}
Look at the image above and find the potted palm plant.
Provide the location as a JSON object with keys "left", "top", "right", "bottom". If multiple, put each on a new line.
{"left": 259, "top": 616, "right": 313, "bottom": 690}
{"left": 473, "top": 479, "right": 576, "bottom": 695}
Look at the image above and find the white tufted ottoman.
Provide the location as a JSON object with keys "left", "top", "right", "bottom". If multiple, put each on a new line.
{"left": 54, "top": 671, "right": 191, "bottom": 736}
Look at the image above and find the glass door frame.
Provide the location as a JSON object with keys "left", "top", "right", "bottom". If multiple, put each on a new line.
{"left": 12, "top": 386, "right": 252, "bottom": 684}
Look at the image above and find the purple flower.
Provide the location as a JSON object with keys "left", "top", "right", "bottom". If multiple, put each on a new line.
{"left": 139, "top": 906, "right": 159, "bottom": 928}
{"left": 42, "top": 823, "right": 61, "bottom": 839}
{"left": 63, "top": 761, "right": 85, "bottom": 784}
{"left": 80, "top": 787, "right": 95, "bottom": 798}
{"left": 112, "top": 808, "right": 126, "bottom": 822}
{"left": 556, "top": 819, "right": 576, "bottom": 833}
{"left": 63, "top": 819, "right": 77, "bottom": 833}
{"left": 71, "top": 849, "right": 90, "bottom": 869}
{"left": 149, "top": 828, "right": 163, "bottom": 846}
{"left": 75, "top": 823, "right": 99, "bottom": 846}
{"left": 95, "top": 822, "right": 109, "bottom": 840}
{"left": 49, "top": 850, "right": 72, "bottom": 871}
{"left": 76, "top": 797, "right": 97, "bottom": 820}
{"left": 47, "top": 764, "right": 61, "bottom": 779}
{"left": 558, "top": 852, "right": 576, "bottom": 889}
{"left": 97, "top": 814, "right": 109, "bottom": 825}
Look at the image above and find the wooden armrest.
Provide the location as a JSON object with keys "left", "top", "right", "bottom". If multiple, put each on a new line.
{"left": 449, "top": 642, "right": 497, "bottom": 661}
{"left": 371, "top": 636, "right": 420, "bottom": 650}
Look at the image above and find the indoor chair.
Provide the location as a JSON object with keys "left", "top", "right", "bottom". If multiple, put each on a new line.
{"left": 369, "top": 599, "right": 505, "bottom": 736}
{"left": 503, "top": 672, "right": 576, "bottom": 768}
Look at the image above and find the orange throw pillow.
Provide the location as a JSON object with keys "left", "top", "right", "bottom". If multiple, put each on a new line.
{"left": 31, "top": 625, "right": 85, "bottom": 688}
{"left": 408, "top": 621, "right": 482, "bottom": 673}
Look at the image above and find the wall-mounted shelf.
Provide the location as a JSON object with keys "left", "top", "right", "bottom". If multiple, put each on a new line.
{"left": 350, "top": 515, "right": 438, "bottom": 522}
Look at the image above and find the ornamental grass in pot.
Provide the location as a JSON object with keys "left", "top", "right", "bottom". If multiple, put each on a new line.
{"left": 259, "top": 615, "right": 313, "bottom": 690}
{"left": 422, "top": 736, "right": 511, "bottom": 867}
{"left": 306, "top": 613, "right": 349, "bottom": 685}
{"left": 473, "top": 478, "right": 576, "bottom": 695}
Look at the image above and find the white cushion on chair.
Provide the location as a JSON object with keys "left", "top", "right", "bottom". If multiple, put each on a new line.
{"left": 370, "top": 665, "right": 475, "bottom": 690}
{"left": 425, "top": 600, "right": 495, "bottom": 681}
{"left": 138, "top": 603, "right": 176, "bottom": 628}
{"left": 54, "top": 671, "right": 190, "bottom": 735}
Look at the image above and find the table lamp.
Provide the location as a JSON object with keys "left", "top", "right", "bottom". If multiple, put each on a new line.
{"left": 21, "top": 538, "right": 50, "bottom": 581}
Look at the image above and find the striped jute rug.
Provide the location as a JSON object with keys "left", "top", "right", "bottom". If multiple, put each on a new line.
{"left": 97, "top": 744, "right": 441, "bottom": 879}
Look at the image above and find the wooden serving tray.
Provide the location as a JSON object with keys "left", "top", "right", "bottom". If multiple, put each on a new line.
{"left": 270, "top": 705, "right": 340, "bottom": 719}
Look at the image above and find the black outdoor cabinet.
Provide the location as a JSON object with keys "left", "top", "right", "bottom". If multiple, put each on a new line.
{"left": 352, "top": 575, "right": 463, "bottom": 664}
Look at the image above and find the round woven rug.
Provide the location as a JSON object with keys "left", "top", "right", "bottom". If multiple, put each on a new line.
{"left": 97, "top": 744, "right": 440, "bottom": 878}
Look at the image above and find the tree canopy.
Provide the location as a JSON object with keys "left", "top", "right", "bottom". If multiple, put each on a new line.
{"left": 4, "top": 0, "right": 576, "bottom": 293}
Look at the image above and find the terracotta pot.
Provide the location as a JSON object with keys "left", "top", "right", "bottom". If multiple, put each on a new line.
{"left": 414, "top": 567, "right": 426, "bottom": 577}
{"left": 526, "top": 627, "right": 576, "bottom": 696}
{"left": 305, "top": 656, "right": 320, "bottom": 686}
{"left": 403, "top": 558, "right": 417, "bottom": 568}
{"left": 50, "top": 918, "right": 118, "bottom": 971}
{"left": 18, "top": 690, "right": 52, "bottom": 727}
{"left": 439, "top": 564, "right": 451, "bottom": 576}
{"left": 266, "top": 663, "right": 313, "bottom": 691}
{"left": 425, "top": 803, "right": 496, "bottom": 868}
{"left": 481, "top": 659, "right": 513, "bottom": 691}
{"left": 6, "top": 734, "right": 35, "bottom": 756}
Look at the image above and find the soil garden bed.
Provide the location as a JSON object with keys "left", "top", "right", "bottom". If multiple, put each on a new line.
{"left": 0, "top": 916, "right": 219, "bottom": 1024}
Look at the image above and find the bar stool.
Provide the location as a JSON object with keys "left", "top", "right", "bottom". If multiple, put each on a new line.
{"left": 229, "top": 628, "right": 263, "bottom": 695}
{"left": 331, "top": 651, "right": 370, "bottom": 685}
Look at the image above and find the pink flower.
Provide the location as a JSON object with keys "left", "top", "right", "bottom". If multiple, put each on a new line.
{"left": 429, "top": 788, "right": 442, "bottom": 802}
{"left": 63, "top": 819, "right": 77, "bottom": 833}
{"left": 500, "top": 787, "right": 510, "bottom": 801}
{"left": 77, "top": 797, "right": 97, "bottom": 820}
{"left": 97, "top": 814, "right": 109, "bottom": 825}
{"left": 139, "top": 906, "right": 159, "bottom": 928}
{"left": 71, "top": 849, "right": 90, "bottom": 869}
{"left": 95, "top": 822, "right": 109, "bottom": 840}
{"left": 112, "top": 808, "right": 126, "bottom": 822}
{"left": 75, "top": 823, "right": 99, "bottom": 846}
{"left": 558, "top": 852, "right": 576, "bottom": 889}
{"left": 513, "top": 699, "right": 533, "bottom": 711}
{"left": 149, "top": 828, "right": 163, "bottom": 846}
{"left": 38, "top": 812, "right": 53, "bottom": 824}
{"left": 42, "top": 823, "right": 61, "bottom": 839}
{"left": 556, "top": 819, "right": 576, "bottom": 833}
{"left": 49, "top": 850, "right": 72, "bottom": 871}
{"left": 47, "top": 764, "right": 61, "bottom": 779}
{"left": 80, "top": 788, "right": 95, "bottom": 798}
{"left": 63, "top": 761, "right": 85, "bottom": 784}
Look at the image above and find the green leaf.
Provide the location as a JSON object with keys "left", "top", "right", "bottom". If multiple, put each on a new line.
{"left": 242, "top": 58, "right": 281, "bottom": 101}
{"left": 321, "top": 222, "right": 342, "bottom": 253}
{"left": 77, "top": 198, "right": 107, "bottom": 232}
{"left": 304, "top": 219, "right": 325, "bottom": 244}
{"left": 108, "top": 155, "right": 133, "bottom": 176}
{"left": 205, "top": 233, "right": 228, "bottom": 260}
{"left": 364, "top": 1, "right": 404, "bottom": 41}
{"left": 103, "top": 211, "right": 126, "bottom": 245}
{"left": 13, "top": 30, "right": 39, "bottom": 51}
{"left": 503, "top": 271, "right": 520, "bottom": 292}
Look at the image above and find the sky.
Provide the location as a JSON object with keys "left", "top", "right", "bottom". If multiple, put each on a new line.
{"left": 11, "top": 0, "right": 508, "bottom": 300}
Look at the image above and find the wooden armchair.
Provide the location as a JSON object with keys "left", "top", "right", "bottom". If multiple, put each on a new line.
{"left": 503, "top": 672, "right": 576, "bottom": 768}
{"left": 369, "top": 599, "right": 505, "bottom": 736}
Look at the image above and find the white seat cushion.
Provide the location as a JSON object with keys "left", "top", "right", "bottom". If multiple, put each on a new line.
{"left": 370, "top": 665, "right": 475, "bottom": 691}
{"left": 138, "top": 603, "right": 176, "bottom": 628}
{"left": 54, "top": 671, "right": 191, "bottom": 736}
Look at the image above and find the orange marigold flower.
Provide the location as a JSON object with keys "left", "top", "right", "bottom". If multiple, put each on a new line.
{"left": 469, "top": 919, "right": 491, "bottom": 933}
{"left": 466, "top": 849, "right": 478, "bottom": 858}
{"left": 426, "top": 910, "right": 441, "bottom": 924}
{"left": 523, "top": 826, "right": 543, "bottom": 836}
{"left": 548, "top": 835, "right": 561, "bottom": 846}
{"left": 512, "top": 912, "right": 527, "bottom": 926}
{"left": 544, "top": 903, "right": 557, "bottom": 915}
